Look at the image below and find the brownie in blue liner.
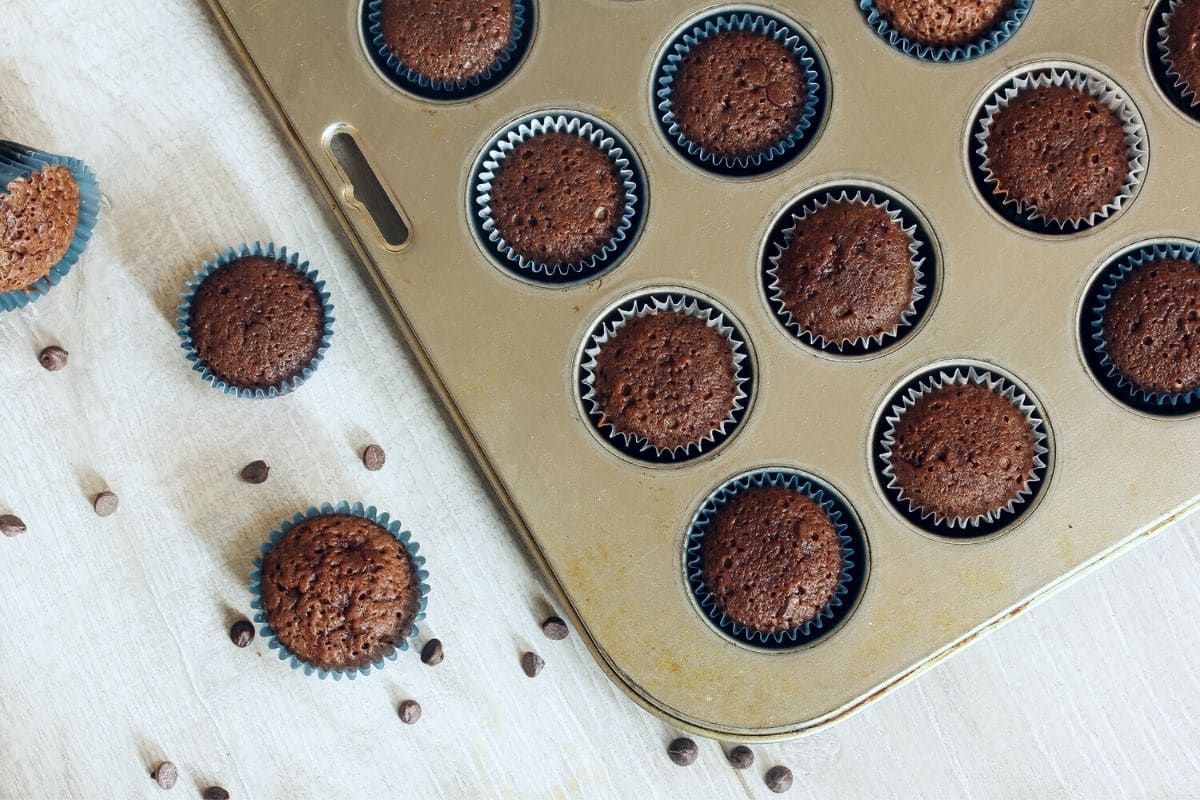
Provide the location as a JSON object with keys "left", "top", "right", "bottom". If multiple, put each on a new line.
{"left": 1150, "top": 0, "right": 1200, "bottom": 123}
{"left": 654, "top": 10, "right": 826, "bottom": 177}
{"left": 0, "top": 141, "right": 100, "bottom": 312}
{"left": 859, "top": 0, "right": 1032, "bottom": 62}
{"left": 1086, "top": 240, "right": 1200, "bottom": 415}
{"left": 685, "top": 469, "right": 866, "bottom": 649}
{"left": 364, "top": 0, "right": 533, "bottom": 101}
{"left": 249, "top": 501, "right": 430, "bottom": 680}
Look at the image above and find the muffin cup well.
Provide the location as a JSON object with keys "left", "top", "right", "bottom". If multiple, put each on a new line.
{"left": 1153, "top": 0, "right": 1200, "bottom": 120}
{"left": 685, "top": 468, "right": 866, "bottom": 650}
{"left": 363, "top": 0, "right": 534, "bottom": 100}
{"left": 858, "top": 0, "right": 1033, "bottom": 62}
{"left": 175, "top": 241, "right": 334, "bottom": 399}
{"left": 248, "top": 500, "right": 430, "bottom": 680}
{"left": 876, "top": 366, "right": 1050, "bottom": 535}
{"left": 970, "top": 65, "right": 1148, "bottom": 235}
{"left": 653, "top": 9, "right": 827, "bottom": 177}
{"left": 0, "top": 141, "right": 101, "bottom": 313}
{"left": 1085, "top": 239, "right": 1200, "bottom": 414}
{"left": 578, "top": 291, "right": 752, "bottom": 464}
{"left": 764, "top": 187, "right": 929, "bottom": 354}
{"left": 471, "top": 111, "right": 645, "bottom": 284}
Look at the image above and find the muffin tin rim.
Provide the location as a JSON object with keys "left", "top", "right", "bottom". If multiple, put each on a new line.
{"left": 679, "top": 464, "right": 871, "bottom": 654}
{"left": 755, "top": 177, "right": 943, "bottom": 362}
{"left": 570, "top": 283, "right": 759, "bottom": 470}
{"left": 962, "top": 57, "right": 1151, "bottom": 240}
{"left": 867, "top": 358, "right": 1057, "bottom": 543}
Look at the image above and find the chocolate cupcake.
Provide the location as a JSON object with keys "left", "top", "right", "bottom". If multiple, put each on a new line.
{"left": 878, "top": 367, "right": 1049, "bottom": 533}
{"left": 579, "top": 293, "right": 751, "bottom": 462}
{"left": 1161, "top": 0, "right": 1200, "bottom": 107}
{"left": 685, "top": 469, "right": 866, "bottom": 648}
{"left": 251, "top": 502, "right": 429, "bottom": 678}
{"left": 765, "top": 189, "right": 926, "bottom": 352}
{"left": 177, "top": 243, "right": 333, "bottom": 398}
{"left": 973, "top": 67, "right": 1146, "bottom": 233}
{"left": 364, "top": 0, "right": 531, "bottom": 99}
{"left": 655, "top": 11, "right": 825, "bottom": 175}
{"left": 473, "top": 113, "right": 643, "bottom": 283}
{"left": 860, "top": 0, "right": 1031, "bottom": 61}
{"left": 1087, "top": 241, "right": 1200, "bottom": 412}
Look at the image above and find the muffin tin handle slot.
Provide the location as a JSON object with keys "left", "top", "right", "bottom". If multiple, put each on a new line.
{"left": 324, "top": 125, "right": 410, "bottom": 250}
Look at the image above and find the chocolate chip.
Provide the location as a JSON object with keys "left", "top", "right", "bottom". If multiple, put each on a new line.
{"left": 38, "top": 345, "right": 68, "bottom": 371}
{"left": 239, "top": 460, "right": 269, "bottom": 484}
{"left": 520, "top": 651, "right": 544, "bottom": 678}
{"left": 362, "top": 444, "right": 386, "bottom": 472}
{"left": 0, "top": 515, "right": 26, "bottom": 537}
{"left": 541, "top": 616, "right": 569, "bottom": 641}
{"left": 765, "top": 765, "right": 793, "bottom": 793}
{"left": 151, "top": 761, "right": 177, "bottom": 790}
{"left": 229, "top": 619, "right": 254, "bottom": 648}
{"left": 398, "top": 699, "right": 421, "bottom": 724}
{"left": 420, "top": 638, "right": 444, "bottom": 666}
{"left": 93, "top": 491, "right": 119, "bottom": 517}
{"left": 201, "top": 787, "right": 229, "bottom": 800}
{"left": 667, "top": 737, "right": 698, "bottom": 767}
{"left": 728, "top": 745, "right": 754, "bottom": 770}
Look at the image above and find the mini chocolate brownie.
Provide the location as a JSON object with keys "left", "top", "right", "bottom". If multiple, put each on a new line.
{"left": 874, "top": 0, "right": 1012, "bottom": 46}
{"left": 0, "top": 165, "right": 79, "bottom": 293}
{"left": 700, "top": 486, "right": 842, "bottom": 634}
{"left": 1166, "top": 0, "right": 1200, "bottom": 105}
{"left": 890, "top": 383, "right": 1035, "bottom": 521}
{"left": 671, "top": 30, "right": 806, "bottom": 159}
{"left": 260, "top": 514, "right": 421, "bottom": 672}
{"left": 380, "top": 0, "right": 514, "bottom": 83}
{"left": 773, "top": 201, "right": 915, "bottom": 345}
{"left": 1104, "top": 259, "right": 1200, "bottom": 395}
{"left": 986, "top": 84, "right": 1128, "bottom": 223}
{"left": 490, "top": 132, "right": 624, "bottom": 267}
{"left": 189, "top": 256, "right": 324, "bottom": 390}
{"left": 593, "top": 311, "right": 737, "bottom": 450}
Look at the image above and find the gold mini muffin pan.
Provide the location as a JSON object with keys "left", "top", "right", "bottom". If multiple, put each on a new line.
{"left": 203, "top": 0, "right": 1200, "bottom": 739}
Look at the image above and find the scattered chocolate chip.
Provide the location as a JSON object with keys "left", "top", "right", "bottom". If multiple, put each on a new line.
{"left": 667, "top": 737, "right": 698, "bottom": 767}
{"left": 38, "top": 345, "right": 69, "bottom": 371}
{"left": 239, "top": 460, "right": 269, "bottom": 484}
{"left": 728, "top": 745, "right": 754, "bottom": 770}
{"left": 765, "top": 765, "right": 793, "bottom": 793}
{"left": 361, "top": 444, "right": 386, "bottom": 472}
{"left": 0, "top": 515, "right": 26, "bottom": 537}
{"left": 201, "top": 787, "right": 229, "bottom": 800}
{"left": 520, "top": 651, "right": 544, "bottom": 678}
{"left": 541, "top": 616, "right": 569, "bottom": 641}
{"left": 420, "top": 638, "right": 444, "bottom": 666}
{"left": 93, "top": 491, "right": 119, "bottom": 517}
{"left": 151, "top": 761, "right": 177, "bottom": 790}
{"left": 229, "top": 619, "right": 255, "bottom": 648}
{"left": 398, "top": 699, "right": 421, "bottom": 724}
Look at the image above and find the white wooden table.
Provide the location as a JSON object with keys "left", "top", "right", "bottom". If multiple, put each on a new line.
{"left": 1, "top": 2, "right": 1198, "bottom": 797}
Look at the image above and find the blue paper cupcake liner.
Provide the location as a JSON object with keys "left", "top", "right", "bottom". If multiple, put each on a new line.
{"left": 248, "top": 501, "right": 430, "bottom": 680}
{"left": 685, "top": 468, "right": 867, "bottom": 649}
{"left": 763, "top": 185, "right": 933, "bottom": 355}
{"left": 578, "top": 290, "right": 753, "bottom": 464}
{"left": 858, "top": 0, "right": 1032, "bottom": 62}
{"left": 970, "top": 65, "right": 1148, "bottom": 235}
{"left": 875, "top": 365, "right": 1050, "bottom": 537}
{"left": 175, "top": 241, "right": 334, "bottom": 399}
{"left": 1150, "top": 0, "right": 1200, "bottom": 123}
{"left": 363, "top": 0, "right": 533, "bottom": 101}
{"left": 1085, "top": 240, "right": 1200, "bottom": 414}
{"left": 471, "top": 111, "right": 646, "bottom": 284}
{"left": 0, "top": 141, "right": 100, "bottom": 312}
{"left": 654, "top": 10, "right": 827, "bottom": 177}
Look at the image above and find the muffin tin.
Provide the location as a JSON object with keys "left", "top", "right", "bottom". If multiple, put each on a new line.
{"left": 204, "top": 0, "right": 1200, "bottom": 739}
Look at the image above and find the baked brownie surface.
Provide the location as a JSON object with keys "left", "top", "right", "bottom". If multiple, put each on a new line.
{"left": 874, "top": 0, "right": 1012, "bottom": 46}
{"left": 1104, "top": 258, "right": 1200, "bottom": 395}
{"left": 0, "top": 165, "right": 79, "bottom": 292}
{"left": 380, "top": 0, "right": 514, "bottom": 83}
